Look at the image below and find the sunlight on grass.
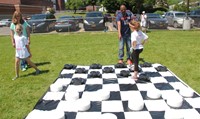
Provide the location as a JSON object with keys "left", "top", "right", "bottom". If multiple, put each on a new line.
{"left": 0, "top": 30, "right": 200, "bottom": 119}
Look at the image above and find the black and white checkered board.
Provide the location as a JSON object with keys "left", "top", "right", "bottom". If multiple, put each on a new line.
{"left": 26, "top": 63, "right": 200, "bottom": 119}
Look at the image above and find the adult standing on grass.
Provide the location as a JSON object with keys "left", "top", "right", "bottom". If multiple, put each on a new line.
{"left": 10, "top": 11, "right": 31, "bottom": 71}
{"left": 129, "top": 20, "right": 148, "bottom": 80}
{"left": 116, "top": 5, "right": 134, "bottom": 65}
{"left": 12, "top": 24, "right": 40, "bottom": 80}
{"left": 140, "top": 11, "right": 147, "bottom": 33}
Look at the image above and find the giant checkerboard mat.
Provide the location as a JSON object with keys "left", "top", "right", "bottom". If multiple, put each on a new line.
{"left": 26, "top": 63, "right": 200, "bottom": 119}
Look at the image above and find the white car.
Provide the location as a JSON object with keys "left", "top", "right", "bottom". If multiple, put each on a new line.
{"left": 164, "top": 11, "right": 194, "bottom": 28}
{"left": 0, "top": 19, "right": 12, "bottom": 27}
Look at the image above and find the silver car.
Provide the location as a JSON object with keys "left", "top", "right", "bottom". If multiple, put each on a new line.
{"left": 164, "top": 11, "right": 194, "bottom": 28}
{"left": 0, "top": 19, "right": 11, "bottom": 27}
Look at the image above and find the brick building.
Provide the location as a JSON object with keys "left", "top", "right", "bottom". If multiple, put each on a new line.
{"left": 0, "top": 0, "right": 55, "bottom": 18}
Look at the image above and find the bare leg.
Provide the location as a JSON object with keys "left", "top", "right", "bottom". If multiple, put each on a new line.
{"left": 25, "top": 58, "right": 38, "bottom": 70}
{"left": 13, "top": 58, "right": 20, "bottom": 80}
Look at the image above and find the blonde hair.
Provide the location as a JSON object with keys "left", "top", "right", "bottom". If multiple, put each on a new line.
{"left": 130, "top": 20, "right": 141, "bottom": 31}
{"left": 15, "top": 24, "right": 23, "bottom": 31}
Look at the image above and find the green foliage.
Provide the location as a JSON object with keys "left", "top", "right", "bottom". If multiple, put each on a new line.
{"left": 173, "top": 3, "right": 188, "bottom": 12}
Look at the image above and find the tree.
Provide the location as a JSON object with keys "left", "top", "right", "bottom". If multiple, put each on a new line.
{"left": 65, "top": 0, "right": 85, "bottom": 13}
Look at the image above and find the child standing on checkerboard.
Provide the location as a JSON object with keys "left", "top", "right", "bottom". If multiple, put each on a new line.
{"left": 12, "top": 24, "right": 40, "bottom": 80}
{"left": 129, "top": 20, "right": 148, "bottom": 80}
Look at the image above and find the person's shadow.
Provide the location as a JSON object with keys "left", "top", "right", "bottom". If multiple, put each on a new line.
{"left": 20, "top": 61, "right": 51, "bottom": 77}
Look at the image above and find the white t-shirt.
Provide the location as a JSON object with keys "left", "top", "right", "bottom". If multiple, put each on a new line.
{"left": 14, "top": 34, "right": 30, "bottom": 59}
{"left": 131, "top": 30, "right": 148, "bottom": 49}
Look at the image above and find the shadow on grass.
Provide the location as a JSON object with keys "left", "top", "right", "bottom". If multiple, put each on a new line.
{"left": 20, "top": 70, "right": 50, "bottom": 78}
{"left": 139, "top": 58, "right": 146, "bottom": 63}
{"left": 35, "top": 62, "right": 51, "bottom": 67}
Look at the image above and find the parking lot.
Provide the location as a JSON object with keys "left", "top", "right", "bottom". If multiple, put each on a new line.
{"left": 1, "top": 22, "right": 198, "bottom": 36}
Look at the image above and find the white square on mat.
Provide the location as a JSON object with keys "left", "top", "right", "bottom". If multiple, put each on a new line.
{"left": 102, "top": 84, "right": 120, "bottom": 91}
{"left": 144, "top": 100, "right": 170, "bottom": 111}
{"left": 54, "top": 78, "right": 71, "bottom": 86}
{"left": 102, "top": 73, "right": 117, "bottom": 79}
{"left": 117, "top": 78, "right": 135, "bottom": 84}
{"left": 86, "top": 78, "right": 103, "bottom": 85}
{"left": 43, "top": 92, "right": 65, "bottom": 100}
{"left": 142, "top": 67, "right": 157, "bottom": 72}
{"left": 101, "top": 101, "right": 124, "bottom": 112}
{"left": 72, "top": 74, "right": 88, "bottom": 79}
{"left": 56, "top": 100, "right": 78, "bottom": 112}
{"left": 120, "top": 91, "right": 143, "bottom": 101}
{"left": 159, "top": 71, "right": 173, "bottom": 77}
{"left": 67, "top": 85, "right": 85, "bottom": 92}
{"left": 75, "top": 112, "right": 101, "bottom": 119}
{"left": 150, "top": 77, "right": 168, "bottom": 83}
{"left": 124, "top": 111, "right": 152, "bottom": 119}
{"left": 185, "top": 97, "right": 200, "bottom": 108}
{"left": 60, "top": 69, "right": 75, "bottom": 74}
{"left": 136, "top": 83, "right": 157, "bottom": 91}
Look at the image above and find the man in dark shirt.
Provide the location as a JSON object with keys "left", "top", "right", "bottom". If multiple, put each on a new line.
{"left": 116, "top": 5, "right": 134, "bottom": 65}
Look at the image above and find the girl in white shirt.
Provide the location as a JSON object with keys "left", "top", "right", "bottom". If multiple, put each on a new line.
{"left": 12, "top": 24, "right": 40, "bottom": 80}
{"left": 129, "top": 20, "right": 148, "bottom": 80}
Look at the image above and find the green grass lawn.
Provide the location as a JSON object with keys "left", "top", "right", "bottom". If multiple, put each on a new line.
{"left": 0, "top": 30, "right": 200, "bottom": 119}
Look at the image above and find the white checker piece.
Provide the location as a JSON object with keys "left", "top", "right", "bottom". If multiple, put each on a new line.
{"left": 124, "top": 111, "right": 153, "bottom": 119}
{"left": 144, "top": 100, "right": 170, "bottom": 111}
{"left": 43, "top": 92, "right": 65, "bottom": 100}
{"left": 101, "top": 101, "right": 124, "bottom": 112}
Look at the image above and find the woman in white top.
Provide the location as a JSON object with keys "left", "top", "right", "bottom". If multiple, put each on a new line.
{"left": 140, "top": 11, "right": 147, "bottom": 33}
{"left": 129, "top": 20, "right": 148, "bottom": 80}
{"left": 12, "top": 24, "right": 40, "bottom": 80}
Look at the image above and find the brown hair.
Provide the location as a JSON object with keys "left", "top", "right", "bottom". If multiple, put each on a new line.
{"left": 12, "top": 11, "right": 24, "bottom": 25}
{"left": 130, "top": 20, "right": 141, "bottom": 31}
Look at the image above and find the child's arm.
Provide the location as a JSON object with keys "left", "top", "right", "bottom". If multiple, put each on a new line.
{"left": 132, "top": 41, "right": 137, "bottom": 49}
{"left": 142, "top": 39, "right": 148, "bottom": 45}
{"left": 10, "top": 30, "right": 15, "bottom": 48}
{"left": 26, "top": 45, "right": 32, "bottom": 58}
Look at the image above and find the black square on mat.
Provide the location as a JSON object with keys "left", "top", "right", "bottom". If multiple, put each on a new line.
{"left": 154, "top": 83, "right": 174, "bottom": 90}
{"left": 119, "top": 84, "right": 138, "bottom": 91}
{"left": 64, "top": 112, "right": 77, "bottom": 119}
{"left": 84, "top": 84, "right": 102, "bottom": 91}
{"left": 103, "top": 78, "right": 118, "bottom": 84}
{"left": 34, "top": 100, "right": 60, "bottom": 110}
{"left": 149, "top": 111, "right": 165, "bottom": 119}
{"left": 164, "top": 76, "right": 180, "bottom": 82}
{"left": 87, "top": 101, "right": 101, "bottom": 112}
{"left": 109, "top": 91, "right": 121, "bottom": 100}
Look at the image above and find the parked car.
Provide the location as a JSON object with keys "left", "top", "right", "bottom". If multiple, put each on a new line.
{"left": 0, "top": 19, "right": 11, "bottom": 27}
{"left": 189, "top": 9, "right": 200, "bottom": 27}
{"left": 55, "top": 16, "right": 79, "bottom": 32}
{"left": 83, "top": 11, "right": 105, "bottom": 31}
{"left": 164, "top": 11, "right": 194, "bottom": 28}
{"left": 104, "top": 13, "right": 112, "bottom": 22}
{"left": 27, "top": 13, "right": 56, "bottom": 33}
{"left": 74, "top": 16, "right": 83, "bottom": 23}
{"left": 146, "top": 13, "right": 168, "bottom": 29}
